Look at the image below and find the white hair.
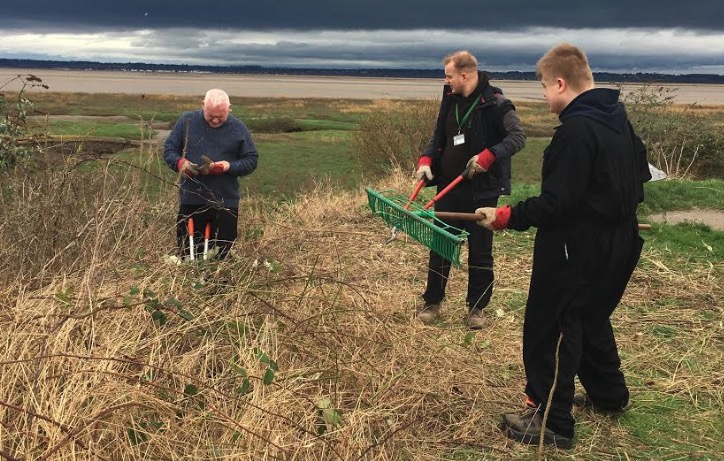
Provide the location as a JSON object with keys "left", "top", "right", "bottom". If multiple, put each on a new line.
{"left": 203, "top": 88, "right": 230, "bottom": 108}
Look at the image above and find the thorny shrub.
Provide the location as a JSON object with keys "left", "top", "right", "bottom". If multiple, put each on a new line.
{"left": 0, "top": 150, "right": 176, "bottom": 285}
{"left": 622, "top": 83, "right": 724, "bottom": 179}
{"left": 0, "top": 74, "right": 49, "bottom": 169}
{"left": 352, "top": 99, "right": 439, "bottom": 176}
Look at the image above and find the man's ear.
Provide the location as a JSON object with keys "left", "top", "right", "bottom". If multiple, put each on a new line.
{"left": 556, "top": 78, "right": 567, "bottom": 93}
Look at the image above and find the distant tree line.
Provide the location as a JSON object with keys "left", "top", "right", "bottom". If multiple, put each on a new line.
{"left": 1, "top": 58, "right": 723, "bottom": 84}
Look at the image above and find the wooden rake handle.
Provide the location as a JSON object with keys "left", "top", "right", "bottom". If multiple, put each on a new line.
{"left": 433, "top": 212, "right": 652, "bottom": 230}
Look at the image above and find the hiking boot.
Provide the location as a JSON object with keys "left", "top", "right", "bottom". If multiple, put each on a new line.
{"left": 416, "top": 302, "right": 441, "bottom": 325}
{"left": 573, "top": 393, "right": 632, "bottom": 414}
{"left": 465, "top": 310, "right": 487, "bottom": 330}
{"left": 501, "top": 406, "right": 573, "bottom": 449}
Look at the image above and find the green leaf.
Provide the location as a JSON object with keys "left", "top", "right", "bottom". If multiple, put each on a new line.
{"left": 54, "top": 291, "right": 71, "bottom": 305}
{"left": 151, "top": 310, "right": 166, "bottom": 326}
{"left": 230, "top": 363, "right": 248, "bottom": 378}
{"left": 178, "top": 309, "right": 194, "bottom": 321}
{"left": 256, "top": 353, "right": 280, "bottom": 371}
{"left": 226, "top": 321, "right": 250, "bottom": 339}
{"left": 129, "top": 287, "right": 140, "bottom": 296}
{"left": 164, "top": 298, "right": 182, "bottom": 308}
{"left": 463, "top": 332, "right": 475, "bottom": 346}
{"left": 263, "top": 368, "right": 275, "bottom": 385}
{"left": 239, "top": 378, "right": 251, "bottom": 395}
{"left": 142, "top": 288, "right": 156, "bottom": 298}
{"left": 184, "top": 384, "right": 199, "bottom": 397}
{"left": 123, "top": 296, "right": 132, "bottom": 307}
{"left": 315, "top": 397, "right": 344, "bottom": 434}
{"left": 127, "top": 427, "right": 147, "bottom": 445}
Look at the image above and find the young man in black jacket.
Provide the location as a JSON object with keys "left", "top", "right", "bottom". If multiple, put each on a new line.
{"left": 415, "top": 50, "right": 526, "bottom": 329}
{"left": 476, "top": 43, "right": 652, "bottom": 448}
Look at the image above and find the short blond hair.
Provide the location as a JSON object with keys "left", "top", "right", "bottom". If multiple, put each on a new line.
{"left": 444, "top": 50, "right": 478, "bottom": 74}
{"left": 536, "top": 43, "right": 594, "bottom": 92}
{"left": 203, "top": 88, "right": 230, "bottom": 108}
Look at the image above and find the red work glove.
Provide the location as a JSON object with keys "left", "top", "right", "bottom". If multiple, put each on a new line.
{"left": 415, "top": 156, "right": 433, "bottom": 181}
{"left": 200, "top": 155, "right": 230, "bottom": 175}
{"left": 177, "top": 158, "right": 199, "bottom": 177}
{"left": 475, "top": 205, "right": 511, "bottom": 231}
{"left": 465, "top": 148, "right": 496, "bottom": 178}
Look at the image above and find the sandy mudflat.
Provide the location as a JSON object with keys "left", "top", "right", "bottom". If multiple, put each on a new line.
{"left": 2, "top": 68, "right": 723, "bottom": 105}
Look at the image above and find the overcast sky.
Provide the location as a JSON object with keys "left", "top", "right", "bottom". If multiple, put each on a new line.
{"left": 1, "top": 1, "right": 723, "bottom": 74}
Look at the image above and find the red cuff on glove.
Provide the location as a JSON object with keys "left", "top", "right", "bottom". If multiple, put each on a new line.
{"left": 177, "top": 158, "right": 188, "bottom": 171}
{"left": 417, "top": 156, "right": 432, "bottom": 168}
{"left": 476, "top": 149, "right": 496, "bottom": 171}
{"left": 492, "top": 205, "right": 511, "bottom": 230}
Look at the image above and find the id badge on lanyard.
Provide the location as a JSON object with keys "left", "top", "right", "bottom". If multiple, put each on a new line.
{"left": 453, "top": 93, "right": 481, "bottom": 146}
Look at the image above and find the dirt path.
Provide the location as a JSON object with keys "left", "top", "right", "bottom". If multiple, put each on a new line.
{"left": 649, "top": 209, "right": 724, "bottom": 230}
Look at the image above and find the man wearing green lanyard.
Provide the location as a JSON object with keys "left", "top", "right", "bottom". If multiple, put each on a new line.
{"left": 415, "top": 50, "right": 526, "bottom": 329}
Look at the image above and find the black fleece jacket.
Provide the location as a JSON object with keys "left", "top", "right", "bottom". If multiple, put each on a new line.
{"left": 420, "top": 71, "right": 526, "bottom": 200}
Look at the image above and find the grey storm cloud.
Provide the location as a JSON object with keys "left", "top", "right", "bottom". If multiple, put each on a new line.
{"left": 2, "top": 1, "right": 723, "bottom": 73}
{"left": 2, "top": 0, "right": 723, "bottom": 31}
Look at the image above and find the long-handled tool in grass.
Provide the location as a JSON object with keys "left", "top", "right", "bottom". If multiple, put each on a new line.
{"left": 203, "top": 222, "right": 211, "bottom": 260}
{"left": 368, "top": 164, "right": 653, "bottom": 268}
{"left": 406, "top": 211, "right": 654, "bottom": 230}
{"left": 187, "top": 217, "right": 195, "bottom": 261}
{"left": 368, "top": 166, "right": 473, "bottom": 267}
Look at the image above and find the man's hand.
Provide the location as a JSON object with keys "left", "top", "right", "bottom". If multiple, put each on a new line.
{"left": 199, "top": 155, "right": 230, "bottom": 175}
{"left": 177, "top": 158, "right": 199, "bottom": 178}
{"left": 415, "top": 156, "right": 433, "bottom": 181}
{"left": 197, "top": 155, "right": 213, "bottom": 175}
{"left": 465, "top": 149, "right": 496, "bottom": 179}
{"left": 475, "top": 205, "right": 511, "bottom": 231}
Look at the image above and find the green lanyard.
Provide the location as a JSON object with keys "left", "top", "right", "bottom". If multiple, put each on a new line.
{"left": 455, "top": 92, "right": 481, "bottom": 133}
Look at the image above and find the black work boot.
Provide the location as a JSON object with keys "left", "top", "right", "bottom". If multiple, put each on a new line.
{"left": 416, "top": 302, "right": 441, "bottom": 324}
{"left": 573, "top": 393, "right": 632, "bottom": 414}
{"left": 500, "top": 406, "right": 574, "bottom": 449}
{"left": 465, "top": 309, "right": 487, "bottom": 329}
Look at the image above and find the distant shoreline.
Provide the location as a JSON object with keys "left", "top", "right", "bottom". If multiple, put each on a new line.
{"left": 3, "top": 68, "right": 724, "bottom": 105}
{"left": 2, "top": 58, "right": 722, "bottom": 84}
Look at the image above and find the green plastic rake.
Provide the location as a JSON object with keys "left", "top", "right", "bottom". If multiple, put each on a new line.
{"left": 366, "top": 186, "right": 471, "bottom": 267}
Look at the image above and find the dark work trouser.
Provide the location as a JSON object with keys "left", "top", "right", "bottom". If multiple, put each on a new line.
{"left": 176, "top": 204, "right": 239, "bottom": 260}
{"left": 422, "top": 183, "right": 498, "bottom": 311}
{"left": 522, "top": 223, "right": 643, "bottom": 438}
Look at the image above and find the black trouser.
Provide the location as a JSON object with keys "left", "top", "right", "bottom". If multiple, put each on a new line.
{"left": 522, "top": 224, "right": 643, "bottom": 438}
{"left": 422, "top": 183, "right": 498, "bottom": 311}
{"left": 176, "top": 204, "right": 239, "bottom": 260}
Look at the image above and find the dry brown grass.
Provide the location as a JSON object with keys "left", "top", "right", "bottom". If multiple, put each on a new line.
{"left": 1, "top": 161, "right": 722, "bottom": 460}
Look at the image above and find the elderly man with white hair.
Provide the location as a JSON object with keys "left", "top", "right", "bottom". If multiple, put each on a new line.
{"left": 164, "top": 88, "right": 258, "bottom": 260}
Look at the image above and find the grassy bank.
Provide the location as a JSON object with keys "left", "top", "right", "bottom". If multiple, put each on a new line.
{"left": 0, "top": 92, "right": 721, "bottom": 460}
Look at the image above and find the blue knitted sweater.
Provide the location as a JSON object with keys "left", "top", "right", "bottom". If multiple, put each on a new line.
{"left": 163, "top": 110, "right": 258, "bottom": 207}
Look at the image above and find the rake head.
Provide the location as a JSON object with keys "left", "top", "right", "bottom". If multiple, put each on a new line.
{"left": 366, "top": 187, "right": 468, "bottom": 267}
